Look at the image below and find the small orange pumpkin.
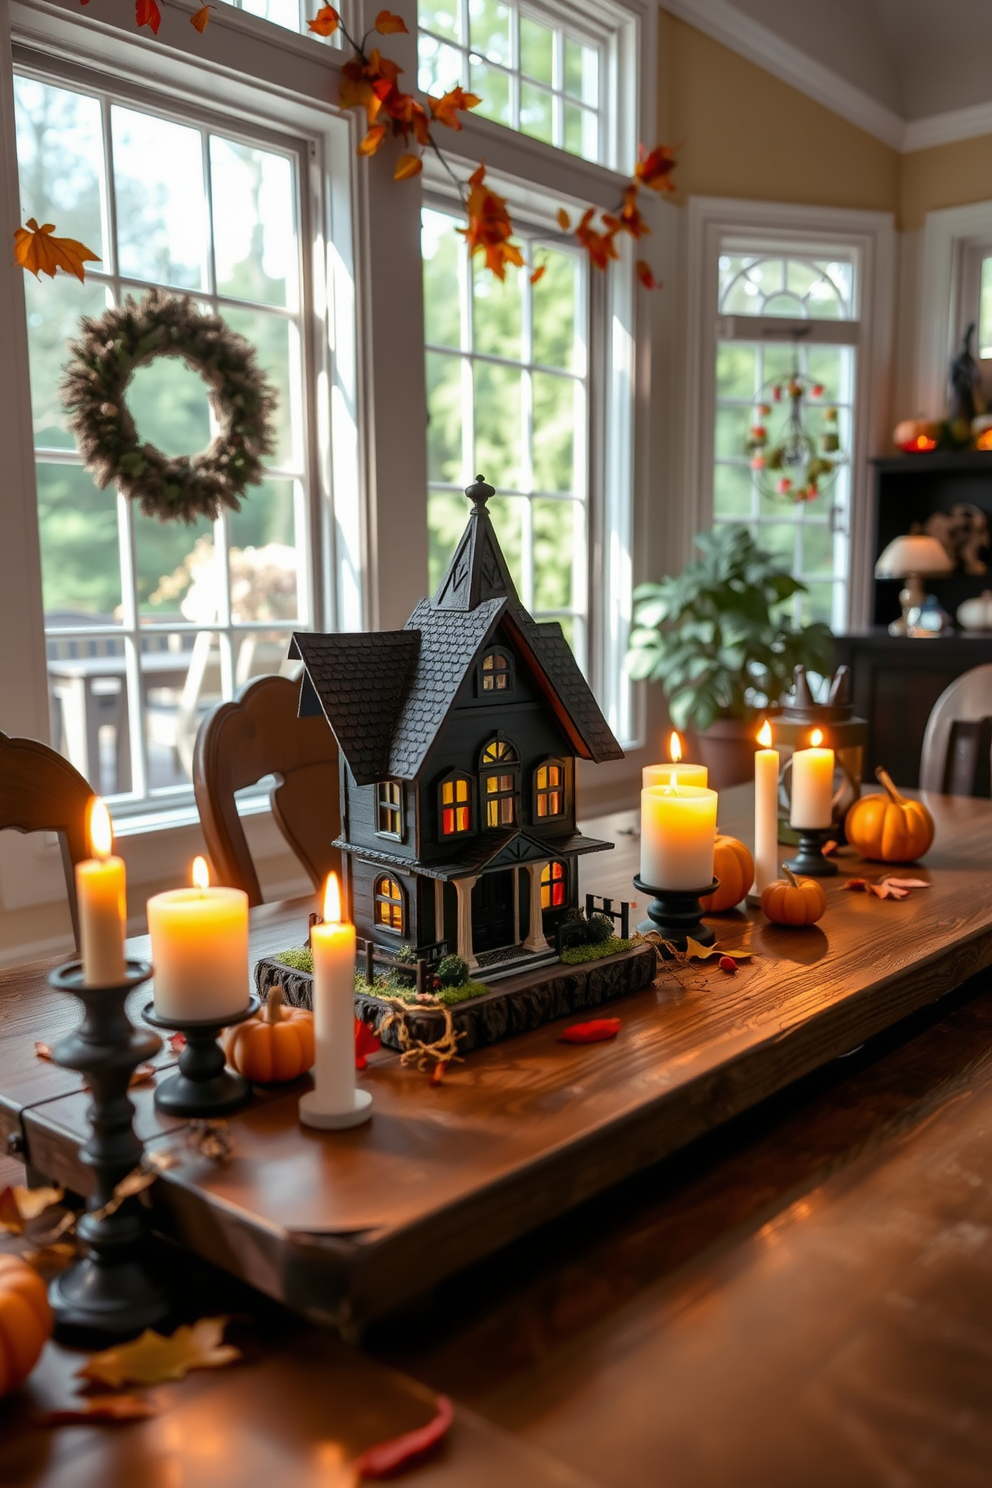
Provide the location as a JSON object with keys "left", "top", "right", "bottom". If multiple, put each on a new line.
{"left": 700, "top": 835, "right": 754, "bottom": 912}
{"left": 844, "top": 768, "right": 934, "bottom": 864}
{"left": 893, "top": 418, "right": 940, "bottom": 453}
{"left": 222, "top": 985, "right": 315, "bottom": 1083}
{"left": 760, "top": 866, "right": 827, "bottom": 926}
{"left": 0, "top": 1253, "right": 53, "bottom": 1397}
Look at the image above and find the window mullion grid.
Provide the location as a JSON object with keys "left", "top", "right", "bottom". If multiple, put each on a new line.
{"left": 461, "top": 235, "right": 475, "bottom": 485}
{"left": 552, "top": 27, "right": 564, "bottom": 151}
{"left": 520, "top": 237, "right": 535, "bottom": 614}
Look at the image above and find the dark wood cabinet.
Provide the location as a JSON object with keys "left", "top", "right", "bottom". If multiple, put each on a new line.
{"left": 832, "top": 630, "right": 992, "bottom": 787}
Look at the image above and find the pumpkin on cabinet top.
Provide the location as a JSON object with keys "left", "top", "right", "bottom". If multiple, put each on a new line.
{"left": 844, "top": 768, "right": 935, "bottom": 864}
{"left": 0, "top": 1254, "right": 53, "bottom": 1397}
{"left": 222, "top": 985, "right": 314, "bottom": 1083}
{"left": 893, "top": 418, "right": 940, "bottom": 453}
{"left": 957, "top": 590, "right": 992, "bottom": 632}
{"left": 760, "top": 868, "right": 827, "bottom": 927}
{"left": 699, "top": 835, "right": 754, "bottom": 912}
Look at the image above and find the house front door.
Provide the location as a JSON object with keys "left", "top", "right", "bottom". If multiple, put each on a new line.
{"left": 471, "top": 869, "right": 516, "bottom": 953}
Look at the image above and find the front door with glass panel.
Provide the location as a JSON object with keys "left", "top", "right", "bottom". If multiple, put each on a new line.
{"left": 471, "top": 869, "right": 516, "bottom": 953}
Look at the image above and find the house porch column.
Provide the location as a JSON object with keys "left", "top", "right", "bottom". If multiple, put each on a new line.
{"left": 523, "top": 861, "right": 551, "bottom": 953}
{"left": 453, "top": 875, "right": 480, "bottom": 970}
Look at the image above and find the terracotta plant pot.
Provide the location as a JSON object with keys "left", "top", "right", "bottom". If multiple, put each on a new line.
{"left": 691, "top": 717, "right": 761, "bottom": 790}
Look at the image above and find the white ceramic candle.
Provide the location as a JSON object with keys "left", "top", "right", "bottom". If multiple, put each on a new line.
{"left": 640, "top": 778, "right": 718, "bottom": 891}
{"left": 299, "top": 873, "right": 372, "bottom": 1131}
{"left": 790, "top": 729, "right": 835, "bottom": 829}
{"left": 642, "top": 732, "right": 708, "bottom": 791}
{"left": 147, "top": 857, "right": 249, "bottom": 1022}
{"left": 76, "top": 798, "right": 127, "bottom": 986}
{"left": 753, "top": 719, "right": 780, "bottom": 897}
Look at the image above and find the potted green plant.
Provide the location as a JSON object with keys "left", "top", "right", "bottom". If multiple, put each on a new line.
{"left": 626, "top": 525, "right": 833, "bottom": 787}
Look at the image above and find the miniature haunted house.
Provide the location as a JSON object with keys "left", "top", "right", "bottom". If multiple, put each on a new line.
{"left": 291, "top": 476, "right": 624, "bottom": 981}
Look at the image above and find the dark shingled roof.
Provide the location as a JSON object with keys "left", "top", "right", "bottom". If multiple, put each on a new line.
{"left": 291, "top": 631, "right": 420, "bottom": 786}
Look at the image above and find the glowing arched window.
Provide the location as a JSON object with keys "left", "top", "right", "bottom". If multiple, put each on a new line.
{"left": 480, "top": 736, "right": 519, "bottom": 828}
{"left": 440, "top": 772, "right": 472, "bottom": 836}
{"left": 374, "top": 875, "right": 405, "bottom": 933}
{"left": 535, "top": 759, "right": 566, "bottom": 819}
{"left": 480, "top": 649, "right": 512, "bottom": 692}
{"left": 541, "top": 860, "right": 566, "bottom": 909}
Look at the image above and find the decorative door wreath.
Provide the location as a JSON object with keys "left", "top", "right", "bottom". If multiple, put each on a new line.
{"left": 61, "top": 289, "right": 277, "bottom": 525}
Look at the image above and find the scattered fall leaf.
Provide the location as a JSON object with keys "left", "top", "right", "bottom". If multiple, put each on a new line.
{"left": 684, "top": 938, "right": 752, "bottom": 962}
{"left": 822, "top": 839, "right": 839, "bottom": 856}
{"left": 393, "top": 152, "right": 423, "bottom": 181}
{"left": 135, "top": 0, "right": 161, "bottom": 34}
{"left": 636, "top": 259, "right": 658, "bottom": 291}
{"left": 185, "top": 1119, "right": 234, "bottom": 1162}
{"left": 843, "top": 876, "right": 931, "bottom": 900}
{"left": 35, "top": 1041, "right": 52, "bottom": 1060}
{"left": 429, "top": 1060, "right": 448, "bottom": 1086}
{"left": 0, "top": 1187, "right": 24, "bottom": 1234}
{"left": 355, "top": 1018, "right": 381, "bottom": 1071}
{"left": 21, "top": 1241, "right": 78, "bottom": 1273}
{"left": 617, "top": 184, "right": 650, "bottom": 240}
{"left": 77, "top": 1317, "right": 240, "bottom": 1389}
{"left": 354, "top": 1395, "right": 454, "bottom": 1479}
{"left": 459, "top": 164, "right": 524, "bottom": 281}
{"left": 190, "top": 4, "right": 211, "bottom": 31}
{"left": 374, "top": 9, "right": 408, "bottom": 33}
{"left": 559, "top": 1018, "right": 621, "bottom": 1044}
{"left": 34, "top": 1395, "right": 158, "bottom": 1426}
{"left": 358, "top": 123, "right": 388, "bottom": 156}
{"left": 428, "top": 86, "right": 481, "bottom": 131}
{"left": 635, "top": 143, "right": 677, "bottom": 193}
{"left": 307, "top": 4, "right": 339, "bottom": 35}
{"left": 14, "top": 221, "right": 101, "bottom": 283}
{"left": 14, "top": 1186, "right": 63, "bottom": 1221}
{"left": 556, "top": 207, "right": 571, "bottom": 231}
{"left": 168, "top": 1032, "right": 186, "bottom": 1053}
{"left": 529, "top": 264, "right": 546, "bottom": 285}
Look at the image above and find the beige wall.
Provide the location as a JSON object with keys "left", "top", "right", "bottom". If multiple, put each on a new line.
{"left": 657, "top": 10, "right": 992, "bottom": 232}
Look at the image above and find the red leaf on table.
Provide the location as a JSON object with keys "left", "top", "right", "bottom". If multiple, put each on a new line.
{"left": 135, "top": 0, "right": 161, "bottom": 33}
{"left": 559, "top": 1018, "right": 621, "bottom": 1045}
{"left": 34, "top": 1042, "right": 52, "bottom": 1060}
{"left": 168, "top": 1033, "right": 186, "bottom": 1053}
{"left": 355, "top": 1018, "right": 381, "bottom": 1071}
{"left": 35, "top": 1395, "right": 158, "bottom": 1426}
{"left": 354, "top": 1395, "right": 454, "bottom": 1479}
{"left": 429, "top": 1061, "right": 447, "bottom": 1087}
{"left": 868, "top": 881, "right": 909, "bottom": 899}
{"left": 821, "top": 839, "right": 838, "bottom": 856}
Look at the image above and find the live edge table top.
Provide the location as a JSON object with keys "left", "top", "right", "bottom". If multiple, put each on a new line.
{"left": 1, "top": 785, "right": 991, "bottom": 1333}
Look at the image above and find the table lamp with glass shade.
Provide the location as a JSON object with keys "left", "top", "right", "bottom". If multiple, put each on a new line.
{"left": 874, "top": 534, "right": 954, "bottom": 636}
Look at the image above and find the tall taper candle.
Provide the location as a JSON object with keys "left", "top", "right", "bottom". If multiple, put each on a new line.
{"left": 299, "top": 873, "right": 372, "bottom": 1130}
{"left": 76, "top": 798, "right": 126, "bottom": 986}
{"left": 753, "top": 719, "right": 780, "bottom": 897}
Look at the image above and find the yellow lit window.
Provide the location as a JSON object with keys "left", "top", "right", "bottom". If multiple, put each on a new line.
{"left": 374, "top": 876, "right": 404, "bottom": 932}
{"left": 440, "top": 774, "right": 472, "bottom": 835}
{"left": 536, "top": 760, "right": 565, "bottom": 818}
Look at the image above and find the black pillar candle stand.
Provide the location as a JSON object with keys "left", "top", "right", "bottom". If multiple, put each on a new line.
{"left": 47, "top": 959, "right": 170, "bottom": 1343}
{"left": 633, "top": 875, "right": 719, "bottom": 953}
{"left": 142, "top": 995, "right": 259, "bottom": 1117}
{"left": 784, "top": 827, "right": 838, "bottom": 878}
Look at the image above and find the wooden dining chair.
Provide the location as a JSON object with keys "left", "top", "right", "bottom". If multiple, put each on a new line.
{"left": 920, "top": 663, "right": 992, "bottom": 797}
{"left": 0, "top": 731, "right": 95, "bottom": 946}
{"left": 192, "top": 674, "right": 341, "bottom": 908}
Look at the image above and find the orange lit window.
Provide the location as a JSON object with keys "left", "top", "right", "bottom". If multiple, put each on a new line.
{"left": 440, "top": 773, "right": 472, "bottom": 836}
{"left": 481, "top": 650, "right": 512, "bottom": 691}
{"left": 374, "top": 876, "right": 404, "bottom": 932}
{"left": 541, "top": 860, "right": 566, "bottom": 909}
{"left": 535, "top": 759, "right": 565, "bottom": 818}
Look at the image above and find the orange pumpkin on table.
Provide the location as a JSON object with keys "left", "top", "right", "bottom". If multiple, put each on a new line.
{"left": 760, "top": 867, "right": 827, "bottom": 927}
{"left": 699, "top": 835, "right": 754, "bottom": 912}
{"left": 0, "top": 1254, "right": 53, "bottom": 1397}
{"left": 844, "top": 768, "right": 935, "bottom": 864}
{"left": 222, "top": 985, "right": 315, "bottom": 1084}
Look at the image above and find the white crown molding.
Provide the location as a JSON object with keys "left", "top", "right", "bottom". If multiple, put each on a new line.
{"left": 662, "top": 0, "right": 992, "bottom": 155}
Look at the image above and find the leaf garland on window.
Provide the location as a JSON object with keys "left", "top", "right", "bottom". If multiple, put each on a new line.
{"left": 20, "top": 3, "right": 678, "bottom": 289}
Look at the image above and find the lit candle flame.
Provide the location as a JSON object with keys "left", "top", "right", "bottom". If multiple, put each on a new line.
{"left": 757, "top": 720, "right": 773, "bottom": 748}
{"left": 668, "top": 731, "right": 682, "bottom": 765}
{"left": 323, "top": 871, "right": 342, "bottom": 924}
{"left": 89, "top": 797, "right": 113, "bottom": 860}
{"left": 192, "top": 855, "right": 210, "bottom": 892}
{"left": 810, "top": 728, "right": 824, "bottom": 748}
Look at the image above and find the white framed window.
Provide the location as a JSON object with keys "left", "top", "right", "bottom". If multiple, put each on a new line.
{"left": 423, "top": 197, "right": 590, "bottom": 667}
{"left": 682, "top": 200, "right": 895, "bottom": 635}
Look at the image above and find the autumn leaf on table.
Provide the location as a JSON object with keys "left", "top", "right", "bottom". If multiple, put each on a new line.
{"left": 428, "top": 86, "right": 481, "bottom": 131}
{"left": 190, "top": 4, "right": 212, "bottom": 32}
{"left": 843, "top": 876, "right": 931, "bottom": 900}
{"left": 14, "top": 220, "right": 101, "bottom": 283}
{"left": 559, "top": 1018, "right": 621, "bottom": 1044}
{"left": 374, "top": 9, "right": 408, "bottom": 32}
{"left": 35, "top": 1395, "right": 158, "bottom": 1427}
{"left": 355, "top": 1018, "right": 381, "bottom": 1070}
{"left": 77, "top": 1317, "right": 240, "bottom": 1389}
{"left": 135, "top": 0, "right": 161, "bottom": 35}
{"left": 684, "top": 938, "right": 753, "bottom": 962}
{"left": 354, "top": 1395, "right": 454, "bottom": 1479}
{"left": 307, "top": 4, "right": 339, "bottom": 35}
{"left": 0, "top": 1185, "right": 64, "bottom": 1233}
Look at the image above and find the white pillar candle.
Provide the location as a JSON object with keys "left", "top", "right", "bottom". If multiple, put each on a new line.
{"left": 76, "top": 798, "right": 127, "bottom": 986}
{"left": 640, "top": 778, "right": 718, "bottom": 891}
{"left": 299, "top": 873, "right": 372, "bottom": 1130}
{"left": 147, "top": 857, "right": 249, "bottom": 1022}
{"left": 643, "top": 731, "right": 708, "bottom": 791}
{"left": 790, "top": 729, "right": 835, "bottom": 829}
{"left": 753, "top": 720, "right": 780, "bottom": 897}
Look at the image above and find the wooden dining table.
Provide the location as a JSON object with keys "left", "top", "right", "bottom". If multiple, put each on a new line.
{"left": 2, "top": 783, "right": 992, "bottom": 1486}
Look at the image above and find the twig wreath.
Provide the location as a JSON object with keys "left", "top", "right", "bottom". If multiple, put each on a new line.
{"left": 61, "top": 289, "right": 277, "bottom": 525}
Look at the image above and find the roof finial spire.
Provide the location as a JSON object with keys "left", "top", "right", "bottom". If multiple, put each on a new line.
{"left": 465, "top": 474, "right": 494, "bottom": 511}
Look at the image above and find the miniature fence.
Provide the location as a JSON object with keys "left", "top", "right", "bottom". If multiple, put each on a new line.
{"left": 584, "top": 894, "right": 631, "bottom": 939}
{"left": 356, "top": 937, "right": 449, "bottom": 998}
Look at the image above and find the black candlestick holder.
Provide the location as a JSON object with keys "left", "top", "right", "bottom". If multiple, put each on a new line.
{"left": 783, "top": 827, "right": 838, "bottom": 878}
{"left": 633, "top": 875, "right": 719, "bottom": 953}
{"left": 47, "top": 959, "right": 170, "bottom": 1343}
{"left": 142, "top": 995, "right": 259, "bottom": 1116}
